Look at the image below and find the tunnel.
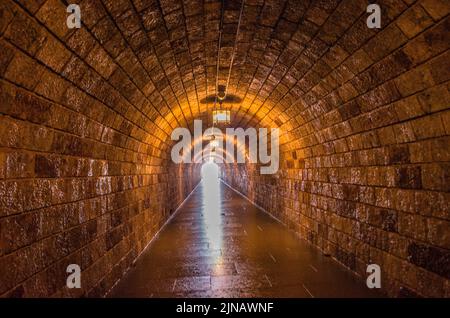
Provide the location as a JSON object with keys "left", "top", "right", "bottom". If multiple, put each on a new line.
{"left": 0, "top": 0, "right": 449, "bottom": 299}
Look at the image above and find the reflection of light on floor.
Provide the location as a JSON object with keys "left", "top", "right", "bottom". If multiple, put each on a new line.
{"left": 201, "top": 162, "right": 223, "bottom": 267}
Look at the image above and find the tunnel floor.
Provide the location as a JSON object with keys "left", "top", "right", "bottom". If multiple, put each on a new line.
{"left": 108, "top": 178, "right": 381, "bottom": 298}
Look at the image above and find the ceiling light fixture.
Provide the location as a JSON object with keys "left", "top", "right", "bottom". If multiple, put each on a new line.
{"left": 210, "top": 0, "right": 245, "bottom": 127}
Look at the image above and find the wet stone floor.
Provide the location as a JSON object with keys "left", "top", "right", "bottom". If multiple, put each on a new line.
{"left": 109, "top": 178, "right": 380, "bottom": 298}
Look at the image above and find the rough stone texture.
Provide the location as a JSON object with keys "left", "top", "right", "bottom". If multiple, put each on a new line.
{"left": 0, "top": 0, "right": 449, "bottom": 297}
{"left": 0, "top": 0, "right": 201, "bottom": 297}
{"left": 220, "top": 0, "right": 450, "bottom": 298}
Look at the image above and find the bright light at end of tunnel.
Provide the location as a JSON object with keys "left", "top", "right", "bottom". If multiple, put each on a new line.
{"left": 200, "top": 161, "right": 223, "bottom": 256}
{"left": 201, "top": 160, "right": 219, "bottom": 181}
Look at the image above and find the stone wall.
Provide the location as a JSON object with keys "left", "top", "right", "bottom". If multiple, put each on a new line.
{"left": 0, "top": 0, "right": 201, "bottom": 297}
{"left": 0, "top": 0, "right": 448, "bottom": 298}
{"left": 222, "top": 1, "right": 449, "bottom": 298}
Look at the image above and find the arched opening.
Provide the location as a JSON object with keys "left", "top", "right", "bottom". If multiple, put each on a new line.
{"left": 201, "top": 160, "right": 219, "bottom": 182}
{"left": 200, "top": 160, "right": 223, "bottom": 252}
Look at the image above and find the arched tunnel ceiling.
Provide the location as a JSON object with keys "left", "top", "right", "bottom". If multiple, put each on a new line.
{"left": 72, "top": 0, "right": 371, "bottom": 152}
{"left": 77, "top": 0, "right": 320, "bottom": 133}
{"left": 1, "top": 0, "right": 449, "bottom": 298}
{"left": 4, "top": 0, "right": 428, "bottom": 158}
